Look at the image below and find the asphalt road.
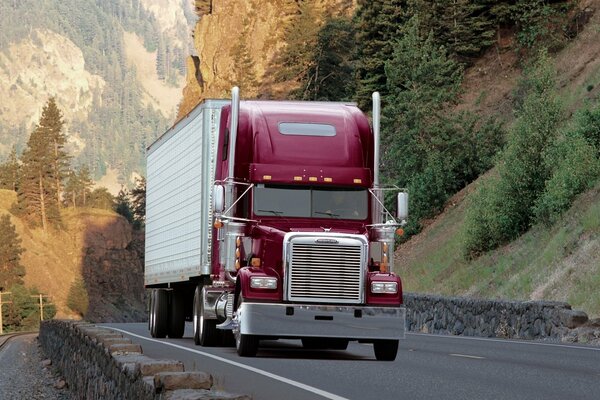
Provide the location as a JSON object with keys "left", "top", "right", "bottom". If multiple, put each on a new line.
{"left": 104, "top": 323, "right": 600, "bottom": 400}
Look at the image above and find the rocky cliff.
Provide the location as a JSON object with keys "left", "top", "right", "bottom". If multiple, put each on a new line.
{"left": 0, "top": 189, "right": 145, "bottom": 321}
{"left": 178, "top": 0, "right": 355, "bottom": 117}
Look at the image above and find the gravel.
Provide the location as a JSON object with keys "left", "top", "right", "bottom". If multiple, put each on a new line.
{"left": 0, "top": 333, "right": 73, "bottom": 399}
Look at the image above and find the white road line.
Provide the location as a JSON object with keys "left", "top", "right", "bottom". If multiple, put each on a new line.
{"left": 449, "top": 353, "right": 485, "bottom": 360}
{"left": 407, "top": 332, "right": 600, "bottom": 351}
{"left": 104, "top": 327, "right": 349, "bottom": 400}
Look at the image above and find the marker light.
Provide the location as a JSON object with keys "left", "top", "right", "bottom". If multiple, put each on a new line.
{"left": 250, "top": 277, "right": 278, "bottom": 290}
{"left": 371, "top": 282, "right": 398, "bottom": 294}
{"left": 213, "top": 219, "right": 223, "bottom": 229}
{"left": 251, "top": 257, "right": 261, "bottom": 267}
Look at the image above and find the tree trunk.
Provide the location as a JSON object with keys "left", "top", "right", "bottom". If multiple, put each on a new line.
{"left": 38, "top": 172, "right": 47, "bottom": 232}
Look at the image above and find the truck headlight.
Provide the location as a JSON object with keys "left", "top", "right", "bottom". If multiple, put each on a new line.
{"left": 371, "top": 281, "right": 398, "bottom": 294}
{"left": 250, "top": 277, "right": 278, "bottom": 290}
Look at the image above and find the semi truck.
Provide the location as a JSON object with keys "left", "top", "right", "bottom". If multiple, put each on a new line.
{"left": 145, "top": 88, "right": 408, "bottom": 360}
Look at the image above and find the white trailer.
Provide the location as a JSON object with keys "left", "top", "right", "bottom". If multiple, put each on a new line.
{"left": 145, "top": 100, "right": 228, "bottom": 338}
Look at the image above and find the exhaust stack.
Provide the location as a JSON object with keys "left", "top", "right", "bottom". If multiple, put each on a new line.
{"left": 372, "top": 92, "right": 380, "bottom": 187}
{"left": 228, "top": 87, "right": 240, "bottom": 179}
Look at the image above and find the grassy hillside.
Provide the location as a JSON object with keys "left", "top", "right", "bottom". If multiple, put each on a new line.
{"left": 396, "top": 3, "right": 600, "bottom": 317}
{"left": 396, "top": 180, "right": 600, "bottom": 317}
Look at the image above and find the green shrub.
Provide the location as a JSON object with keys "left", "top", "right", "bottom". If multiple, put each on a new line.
{"left": 534, "top": 132, "right": 600, "bottom": 225}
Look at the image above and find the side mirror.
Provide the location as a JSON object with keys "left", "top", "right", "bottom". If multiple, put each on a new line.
{"left": 213, "top": 185, "right": 225, "bottom": 213}
{"left": 397, "top": 192, "right": 408, "bottom": 221}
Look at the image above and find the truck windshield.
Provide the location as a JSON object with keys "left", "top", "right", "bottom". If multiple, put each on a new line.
{"left": 253, "top": 185, "right": 368, "bottom": 220}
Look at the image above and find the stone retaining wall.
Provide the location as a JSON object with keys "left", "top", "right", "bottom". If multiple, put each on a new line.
{"left": 404, "top": 293, "right": 600, "bottom": 344}
{"left": 39, "top": 320, "right": 250, "bottom": 400}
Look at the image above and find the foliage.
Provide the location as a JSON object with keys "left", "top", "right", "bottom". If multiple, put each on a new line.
{"left": 67, "top": 277, "right": 89, "bottom": 317}
{"left": 463, "top": 51, "right": 564, "bottom": 256}
{"left": 63, "top": 166, "right": 94, "bottom": 208}
{"left": 273, "top": 1, "right": 323, "bottom": 91}
{"left": 354, "top": 0, "right": 408, "bottom": 109}
{"left": 534, "top": 127, "right": 600, "bottom": 225}
{"left": 382, "top": 17, "right": 504, "bottom": 235}
{"left": 0, "top": 215, "right": 25, "bottom": 291}
{"left": 1, "top": 285, "right": 56, "bottom": 332}
{"left": 0, "top": 147, "right": 20, "bottom": 192}
{"left": 114, "top": 187, "right": 134, "bottom": 224}
{"left": 411, "top": 0, "right": 496, "bottom": 61}
{"left": 572, "top": 105, "right": 600, "bottom": 157}
{"left": 229, "top": 18, "right": 259, "bottom": 97}
{"left": 88, "top": 188, "right": 115, "bottom": 210}
{"left": 130, "top": 176, "right": 146, "bottom": 229}
{"left": 294, "top": 17, "right": 355, "bottom": 101}
{"left": 16, "top": 98, "right": 66, "bottom": 231}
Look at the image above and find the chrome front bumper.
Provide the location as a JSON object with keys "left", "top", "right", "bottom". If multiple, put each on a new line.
{"left": 237, "top": 303, "right": 405, "bottom": 340}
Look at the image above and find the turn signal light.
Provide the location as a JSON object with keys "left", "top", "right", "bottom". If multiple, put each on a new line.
{"left": 251, "top": 257, "right": 261, "bottom": 267}
{"left": 396, "top": 228, "right": 404, "bottom": 236}
{"left": 213, "top": 219, "right": 223, "bottom": 229}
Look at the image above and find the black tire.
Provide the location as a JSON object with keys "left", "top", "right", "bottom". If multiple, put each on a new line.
{"left": 148, "top": 290, "right": 155, "bottom": 336}
{"left": 234, "top": 297, "right": 259, "bottom": 357}
{"left": 153, "top": 289, "right": 169, "bottom": 339}
{"left": 373, "top": 339, "right": 399, "bottom": 361}
{"left": 168, "top": 290, "right": 185, "bottom": 339}
{"left": 193, "top": 286, "right": 220, "bottom": 346}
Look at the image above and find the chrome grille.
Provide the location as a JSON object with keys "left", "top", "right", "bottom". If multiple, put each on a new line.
{"left": 287, "top": 237, "right": 365, "bottom": 304}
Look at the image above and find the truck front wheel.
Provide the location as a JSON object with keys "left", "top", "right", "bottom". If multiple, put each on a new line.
{"left": 234, "top": 298, "right": 258, "bottom": 357}
{"left": 193, "top": 285, "right": 219, "bottom": 346}
{"left": 373, "top": 339, "right": 399, "bottom": 361}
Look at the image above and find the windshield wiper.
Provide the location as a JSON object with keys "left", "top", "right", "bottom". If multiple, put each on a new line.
{"left": 314, "top": 211, "right": 339, "bottom": 218}
{"left": 258, "top": 209, "right": 284, "bottom": 217}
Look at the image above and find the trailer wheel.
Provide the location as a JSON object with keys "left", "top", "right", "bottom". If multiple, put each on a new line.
{"left": 373, "top": 339, "right": 399, "bottom": 361}
{"left": 193, "top": 285, "right": 220, "bottom": 346}
{"left": 168, "top": 290, "right": 185, "bottom": 338}
{"left": 234, "top": 297, "right": 258, "bottom": 357}
{"left": 152, "top": 289, "right": 169, "bottom": 339}
{"left": 148, "top": 290, "right": 155, "bottom": 335}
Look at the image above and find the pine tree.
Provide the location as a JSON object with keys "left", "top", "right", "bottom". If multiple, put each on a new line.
{"left": 130, "top": 176, "right": 146, "bottom": 228}
{"left": 273, "top": 1, "right": 323, "bottom": 92}
{"left": 17, "top": 98, "right": 68, "bottom": 231}
{"left": 88, "top": 187, "right": 114, "bottom": 210}
{"left": 114, "top": 187, "right": 133, "bottom": 223}
{"left": 0, "top": 146, "right": 20, "bottom": 192}
{"left": 296, "top": 17, "right": 355, "bottom": 101}
{"left": 0, "top": 214, "right": 24, "bottom": 291}
{"left": 35, "top": 97, "right": 69, "bottom": 210}
{"left": 354, "top": 0, "right": 408, "bottom": 109}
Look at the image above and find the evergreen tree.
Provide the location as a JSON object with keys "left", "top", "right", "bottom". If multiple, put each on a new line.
{"left": 382, "top": 16, "right": 503, "bottom": 234}
{"left": 412, "top": 0, "right": 496, "bottom": 61}
{"left": 18, "top": 126, "right": 61, "bottom": 231}
{"left": 273, "top": 1, "right": 323, "bottom": 92}
{"left": 0, "top": 214, "right": 24, "bottom": 291}
{"left": 230, "top": 20, "right": 259, "bottom": 97}
{"left": 0, "top": 146, "right": 20, "bottom": 192}
{"left": 354, "top": 0, "right": 408, "bottom": 109}
{"left": 130, "top": 176, "right": 146, "bottom": 229}
{"left": 114, "top": 187, "right": 133, "bottom": 223}
{"left": 296, "top": 17, "right": 355, "bottom": 101}
{"left": 88, "top": 187, "right": 115, "bottom": 210}
{"left": 36, "top": 97, "right": 68, "bottom": 210}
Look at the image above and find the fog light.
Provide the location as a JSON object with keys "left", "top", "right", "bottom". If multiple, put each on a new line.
{"left": 250, "top": 277, "right": 278, "bottom": 290}
{"left": 371, "top": 281, "right": 398, "bottom": 294}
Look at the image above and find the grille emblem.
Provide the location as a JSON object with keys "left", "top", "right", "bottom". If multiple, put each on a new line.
{"left": 315, "top": 238, "right": 338, "bottom": 244}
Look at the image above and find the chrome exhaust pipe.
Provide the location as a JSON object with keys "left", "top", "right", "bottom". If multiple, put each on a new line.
{"left": 372, "top": 92, "right": 380, "bottom": 187}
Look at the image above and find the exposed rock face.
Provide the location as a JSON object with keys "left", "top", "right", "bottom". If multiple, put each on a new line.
{"left": 177, "top": 0, "right": 356, "bottom": 117}
{"left": 79, "top": 216, "right": 146, "bottom": 323}
{"left": 0, "top": 29, "right": 105, "bottom": 129}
